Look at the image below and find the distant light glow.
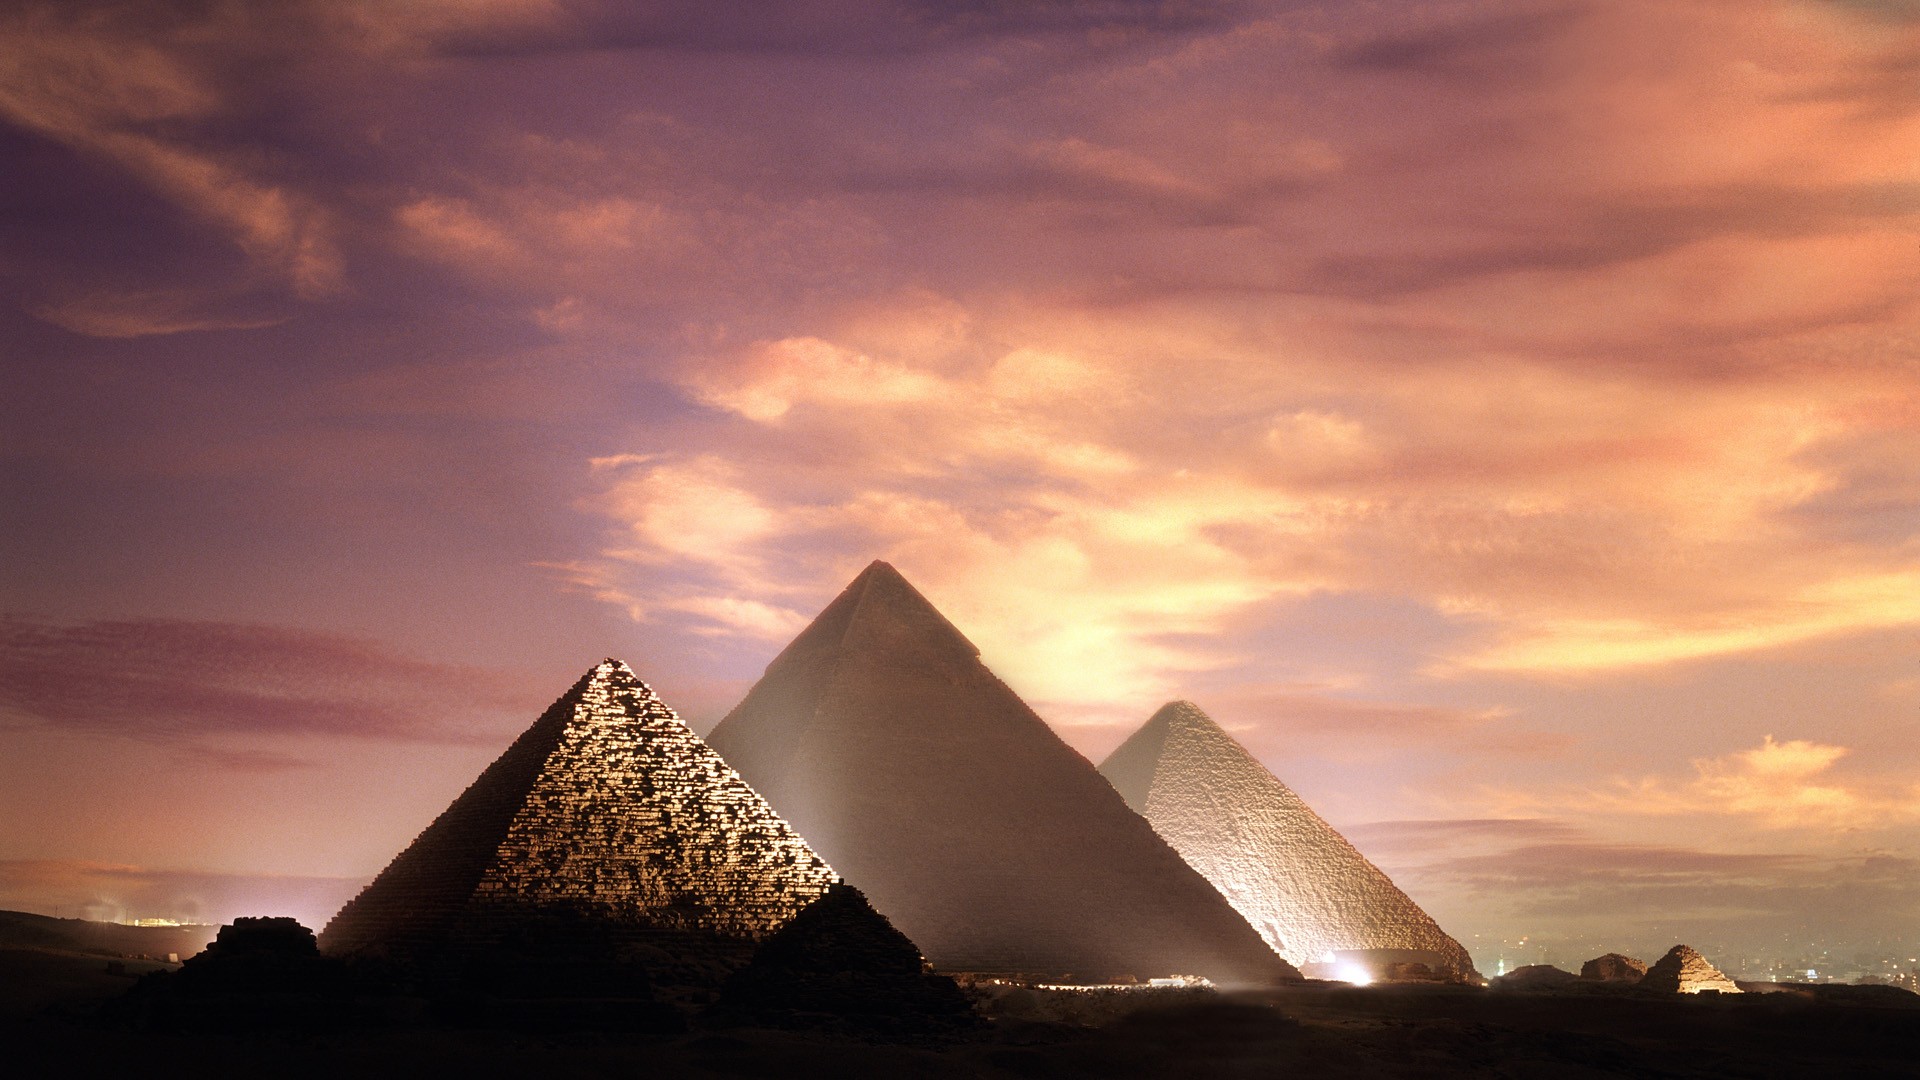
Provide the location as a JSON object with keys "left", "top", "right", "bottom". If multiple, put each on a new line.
{"left": 1335, "top": 962, "right": 1374, "bottom": 987}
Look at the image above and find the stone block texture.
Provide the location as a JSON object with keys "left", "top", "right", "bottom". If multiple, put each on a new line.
{"left": 1099, "top": 701, "right": 1478, "bottom": 980}
{"left": 319, "top": 660, "right": 840, "bottom": 987}
{"left": 707, "top": 561, "right": 1297, "bottom": 986}
{"left": 1639, "top": 945, "right": 1742, "bottom": 994}
{"left": 1581, "top": 952, "right": 1648, "bottom": 983}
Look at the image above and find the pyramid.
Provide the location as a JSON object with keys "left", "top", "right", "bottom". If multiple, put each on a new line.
{"left": 1494, "top": 964, "right": 1579, "bottom": 990}
{"left": 711, "top": 882, "right": 980, "bottom": 1037}
{"left": 1580, "top": 952, "right": 1648, "bottom": 983}
{"left": 1098, "top": 701, "right": 1479, "bottom": 980}
{"left": 706, "top": 561, "right": 1297, "bottom": 986}
{"left": 1639, "top": 945, "right": 1741, "bottom": 994}
{"left": 319, "top": 660, "right": 846, "bottom": 993}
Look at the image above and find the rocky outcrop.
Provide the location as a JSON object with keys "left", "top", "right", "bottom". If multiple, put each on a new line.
{"left": 708, "top": 562, "right": 1297, "bottom": 987}
{"left": 1639, "top": 945, "right": 1741, "bottom": 995}
{"left": 1580, "top": 953, "right": 1647, "bottom": 984}
{"left": 1493, "top": 964, "right": 1580, "bottom": 991}
{"left": 319, "top": 660, "right": 847, "bottom": 1001}
{"left": 1099, "top": 701, "right": 1479, "bottom": 981}
{"left": 710, "top": 883, "right": 978, "bottom": 1038}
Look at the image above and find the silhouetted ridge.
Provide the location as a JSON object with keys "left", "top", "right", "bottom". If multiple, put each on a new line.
{"left": 709, "top": 564, "right": 1297, "bottom": 986}
{"left": 713, "top": 883, "right": 977, "bottom": 1037}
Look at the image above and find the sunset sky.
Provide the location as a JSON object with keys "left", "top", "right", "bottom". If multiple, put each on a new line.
{"left": 3, "top": 0, "right": 1916, "bottom": 969}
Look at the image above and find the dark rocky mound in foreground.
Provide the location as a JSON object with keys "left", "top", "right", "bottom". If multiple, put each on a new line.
{"left": 114, "top": 917, "right": 369, "bottom": 1030}
{"left": 1580, "top": 953, "right": 1647, "bottom": 984}
{"left": 1737, "top": 981, "right": 1920, "bottom": 1008}
{"left": 709, "top": 884, "right": 978, "bottom": 1040}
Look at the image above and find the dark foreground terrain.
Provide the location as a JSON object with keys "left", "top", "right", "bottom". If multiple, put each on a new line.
{"left": 6, "top": 945, "right": 1918, "bottom": 1079}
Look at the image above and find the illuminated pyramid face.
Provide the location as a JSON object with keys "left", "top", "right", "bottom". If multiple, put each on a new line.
{"left": 319, "top": 660, "right": 839, "bottom": 965}
{"left": 1640, "top": 945, "right": 1741, "bottom": 994}
{"left": 1100, "top": 701, "right": 1479, "bottom": 980}
{"left": 707, "top": 561, "right": 1297, "bottom": 986}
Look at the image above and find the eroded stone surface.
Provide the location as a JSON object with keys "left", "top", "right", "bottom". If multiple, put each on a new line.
{"left": 1099, "top": 701, "right": 1478, "bottom": 980}
{"left": 708, "top": 561, "right": 1297, "bottom": 986}
{"left": 1639, "top": 945, "right": 1742, "bottom": 995}
{"left": 319, "top": 660, "right": 839, "bottom": 989}
{"left": 712, "top": 882, "right": 978, "bottom": 1037}
{"left": 1581, "top": 953, "right": 1648, "bottom": 983}
{"left": 1495, "top": 964, "right": 1580, "bottom": 990}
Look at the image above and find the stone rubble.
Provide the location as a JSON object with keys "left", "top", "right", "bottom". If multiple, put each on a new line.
{"left": 1580, "top": 953, "right": 1648, "bottom": 984}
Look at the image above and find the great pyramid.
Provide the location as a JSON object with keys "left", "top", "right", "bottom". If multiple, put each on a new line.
{"left": 706, "top": 561, "right": 1297, "bottom": 986}
{"left": 1098, "top": 701, "right": 1479, "bottom": 980}
{"left": 319, "top": 659, "right": 913, "bottom": 999}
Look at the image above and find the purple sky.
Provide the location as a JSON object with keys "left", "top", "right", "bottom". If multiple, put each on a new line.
{"left": 3, "top": 0, "right": 1917, "bottom": 968}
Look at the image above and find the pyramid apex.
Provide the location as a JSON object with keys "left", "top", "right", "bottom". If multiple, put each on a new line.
{"left": 586, "top": 657, "right": 641, "bottom": 683}
{"left": 1150, "top": 700, "right": 1224, "bottom": 734}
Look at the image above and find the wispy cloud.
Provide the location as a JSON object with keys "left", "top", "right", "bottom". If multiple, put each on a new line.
{"left": 1550, "top": 736, "right": 1920, "bottom": 830}
{"left": 0, "top": 617, "right": 538, "bottom": 749}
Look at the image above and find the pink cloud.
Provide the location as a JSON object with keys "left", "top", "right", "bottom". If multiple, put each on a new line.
{"left": 0, "top": 617, "right": 540, "bottom": 748}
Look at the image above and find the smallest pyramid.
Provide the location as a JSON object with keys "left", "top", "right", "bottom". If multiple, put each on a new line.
{"left": 1580, "top": 953, "right": 1648, "bottom": 984}
{"left": 1639, "top": 945, "right": 1741, "bottom": 994}
{"left": 712, "top": 882, "right": 978, "bottom": 1037}
{"left": 1100, "top": 701, "right": 1478, "bottom": 980}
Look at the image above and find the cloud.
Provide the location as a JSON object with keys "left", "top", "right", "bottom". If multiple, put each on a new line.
{"left": 1335, "top": 820, "right": 1920, "bottom": 961}
{"left": 31, "top": 289, "right": 288, "bottom": 338}
{"left": 0, "top": 617, "right": 538, "bottom": 748}
{"left": 0, "top": 2, "right": 342, "bottom": 297}
{"left": 1493, "top": 735, "right": 1920, "bottom": 831}
{"left": 1343, "top": 817, "right": 1589, "bottom": 858}
{"left": 574, "top": 306, "right": 1920, "bottom": 716}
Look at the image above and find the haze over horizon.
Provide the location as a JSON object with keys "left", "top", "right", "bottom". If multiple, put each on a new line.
{"left": 2, "top": 0, "right": 1916, "bottom": 972}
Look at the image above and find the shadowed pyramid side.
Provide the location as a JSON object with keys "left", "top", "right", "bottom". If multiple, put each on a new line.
{"left": 709, "top": 561, "right": 1299, "bottom": 986}
{"left": 317, "top": 666, "right": 595, "bottom": 960}
{"left": 1100, "top": 701, "right": 1479, "bottom": 980}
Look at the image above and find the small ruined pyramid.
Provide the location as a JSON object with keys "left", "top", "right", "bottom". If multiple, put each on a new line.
{"left": 707, "top": 561, "right": 1296, "bottom": 985}
{"left": 713, "top": 882, "right": 979, "bottom": 1036}
{"left": 1099, "top": 701, "right": 1479, "bottom": 980}
{"left": 1581, "top": 952, "right": 1648, "bottom": 984}
{"left": 319, "top": 660, "right": 858, "bottom": 993}
{"left": 1639, "top": 945, "right": 1741, "bottom": 994}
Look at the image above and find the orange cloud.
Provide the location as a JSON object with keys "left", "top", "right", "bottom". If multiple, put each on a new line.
{"left": 1498, "top": 735, "right": 1920, "bottom": 831}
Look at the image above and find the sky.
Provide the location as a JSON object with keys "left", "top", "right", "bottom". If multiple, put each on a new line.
{"left": 2, "top": 0, "right": 1916, "bottom": 971}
